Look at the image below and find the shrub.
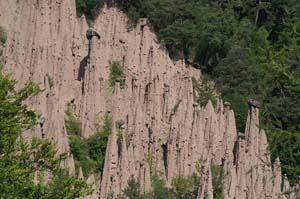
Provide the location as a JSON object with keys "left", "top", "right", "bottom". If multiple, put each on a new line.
{"left": 151, "top": 176, "right": 172, "bottom": 199}
{"left": 0, "top": 27, "right": 7, "bottom": 44}
{"left": 65, "top": 104, "right": 81, "bottom": 136}
{"left": 211, "top": 164, "right": 225, "bottom": 199}
{"left": 120, "top": 177, "right": 144, "bottom": 199}
{"left": 171, "top": 173, "right": 200, "bottom": 199}
{"left": 119, "top": 174, "right": 200, "bottom": 199}
{"left": 69, "top": 135, "right": 89, "bottom": 161}
{"left": 69, "top": 135, "right": 96, "bottom": 176}
{"left": 68, "top": 113, "right": 112, "bottom": 177}
{"left": 109, "top": 61, "right": 125, "bottom": 88}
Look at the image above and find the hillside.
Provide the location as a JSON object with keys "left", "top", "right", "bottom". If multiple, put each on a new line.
{"left": 0, "top": 0, "right": 299, "bottom": 198}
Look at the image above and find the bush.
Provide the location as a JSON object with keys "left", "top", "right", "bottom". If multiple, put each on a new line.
{"left": 109, "top": 61, "right": 125, "bottom": 88}
{"left": 69, "top": 135, "right": 89, "bottom": 161}
{"left": 119, "top": 174, "right": 200, "bottom": 199}
{"left": 0, "top": 27, "right": 7, "bottom": 44}
{"left": 211, "top": 164, "right": 224, "bottom": 199}
{"left": 171, "top": 173, "right": 200, "bottom": 199}
{"left": 151, "top": 176, "right": 172, "bottom": 199}
{"left": 65, "top": 104, "right": 82, "bottom": 136}
{"left": 68, "top": 113, "right": 112, "bottom": 177}
{"left": 120, "top": 177, "right": 145, "bottom": 199}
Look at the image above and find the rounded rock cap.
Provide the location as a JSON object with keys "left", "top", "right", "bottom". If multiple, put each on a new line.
{"left": 247, "top": 99, "right": 261, "bottom": 109}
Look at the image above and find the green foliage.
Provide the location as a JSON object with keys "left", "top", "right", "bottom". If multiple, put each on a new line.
{"left": 75, "top": 0, "right": 105, "bottom": 20}
{"left": 68, "top": 113, "right": 112, "bottom": 177}
{"left": 109, "top": 61, "right": 125, "bottom": 88}
{"left": 0, "top": 72, "right": 90, "bottom": 198}
{"left": 119, "top": 176, "right": 172, "bottom": 199}
{"left": 211, "top": 164, "right": 224, "bottom": 199}
{"left": 119, "top": 174, "right": 201, "bottom": 199}
{"left": 266, "top": 128, "right": 300, "bottom": 185}
{"left": 65, "top": 104, "right": 82, "bottom": 136}
{"left": 120, "top": 177, "right": 145, "bottom": 199}
{"left": 192, "top": 76, "right": 217, "bottom": 107}
{"left": 0, "top": 72, "right": 40, "bottom": 152}
{"left": 171, "top": 173, "right": 200, "bottom": 199}
{"left": 0, "top": 26, "right": 7, "bottom": 44}
{"left": 150, "top": 176, "right": 172, "bottom": 199}
{"left": 0, "top": 138, "right": 91, "bottom": 199}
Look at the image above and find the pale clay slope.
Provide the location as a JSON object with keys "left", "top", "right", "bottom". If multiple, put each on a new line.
{"left": 0, "top": 0, "right": 296, "bottom": 198}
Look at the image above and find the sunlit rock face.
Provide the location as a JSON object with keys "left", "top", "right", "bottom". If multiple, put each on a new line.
{"left": 0, "top": 1, "right": 295, "bottom": 198}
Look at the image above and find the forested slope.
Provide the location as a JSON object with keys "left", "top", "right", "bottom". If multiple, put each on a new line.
{"left": 76, "top": 0, "right": 300, "bottom": 185}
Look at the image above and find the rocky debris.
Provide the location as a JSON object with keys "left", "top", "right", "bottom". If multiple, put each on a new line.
{"left": 0, "top": 1, "right": 296, "bottom": 199}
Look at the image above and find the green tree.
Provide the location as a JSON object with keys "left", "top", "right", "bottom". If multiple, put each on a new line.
{"left": 0, "top": 71, "right": 91, "bottom": 198}
{"left": 121, "top": 177, "right": 145, "bottom": 199}
{"left": 67, "top": 112, "right": 112, "bottom": 177}
{"left": 150, "top": 176, "right": 172, "bottom": 199}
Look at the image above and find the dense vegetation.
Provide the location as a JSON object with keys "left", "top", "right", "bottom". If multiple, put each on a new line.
{"left": 117, "top": 174, "right": 200, "bottom": 199}
{"left": 75, "top": 0, "right": 105, "bottom": 20}
{"left": 65, "top": 107, "right": 112, "bottom": 177}
{"left": 110, "top": 0, "right": 300, "bottom": 185}
{"left": 0, "top": 71, "right": 90, "bottom": 198}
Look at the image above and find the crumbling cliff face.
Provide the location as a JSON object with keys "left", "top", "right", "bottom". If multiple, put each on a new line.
{"left": 0, "top": 0, "right": 296, "bottom": 198}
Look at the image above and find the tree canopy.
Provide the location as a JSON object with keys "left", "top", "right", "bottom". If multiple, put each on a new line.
{"left": 0, "top": 71, "right": 91, "bottom": 198}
